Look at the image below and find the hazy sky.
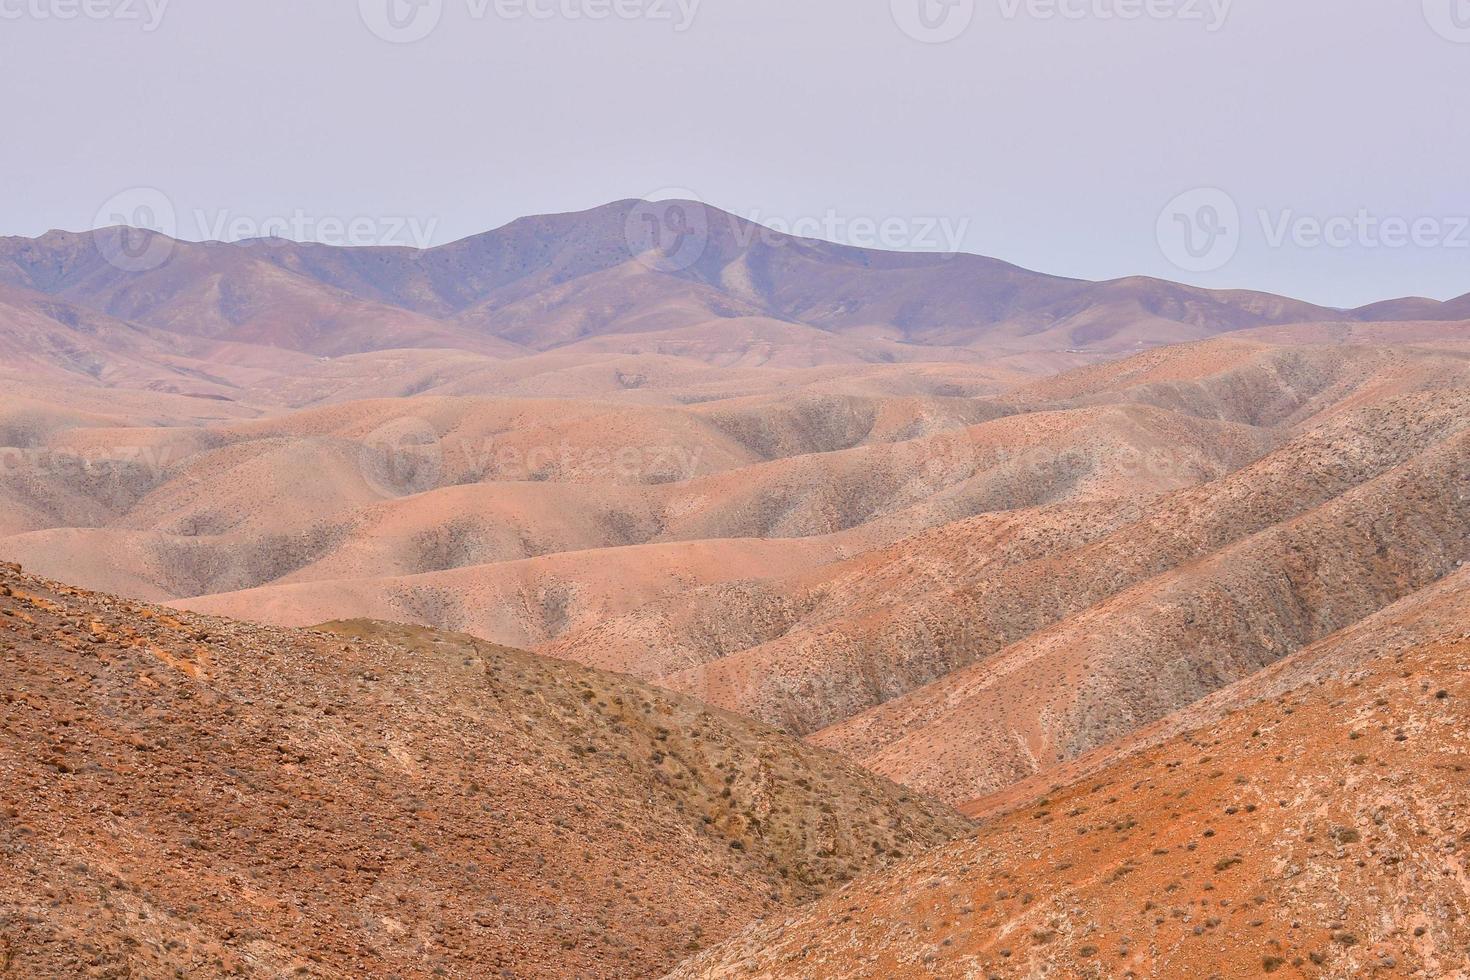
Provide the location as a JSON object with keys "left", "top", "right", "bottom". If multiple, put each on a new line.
{"left": 2, "top": 0, "right": 1467, "bottom": 307}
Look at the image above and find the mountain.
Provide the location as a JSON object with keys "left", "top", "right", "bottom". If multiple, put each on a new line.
{"left": 1351, "top": 290, "right": 1470, "bottom": 322}
{"left": 0, "top": 199, "right": 1398, "bottom": 370}
{"left": 0, "top": 228, "right": 524, "bottom": 358}
{"left": 0, "top": 563, "right": 968, "bottom": 978}
{"left": 671, "top": 570, "right": 1470, "bottom": 978}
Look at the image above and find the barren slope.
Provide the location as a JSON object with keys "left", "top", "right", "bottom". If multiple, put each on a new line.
{"left": 672, "top": 589, "right": 1470, "bottom": 978}
{"left": 962, "top": 566, "right": 1470, "bottom": 822}
{"left": 812, "top": 414, "right": 1468, "bottom": 802}
{"left": 564, "top": 353, "right": 1468, "bottom": 749}
{"left": 0, "top": 564, "right": 968, "bottom": 979}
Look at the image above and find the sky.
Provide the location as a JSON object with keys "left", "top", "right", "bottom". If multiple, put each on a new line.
{"left": 1, "top": 0, "right": 1467, "bottom": 308}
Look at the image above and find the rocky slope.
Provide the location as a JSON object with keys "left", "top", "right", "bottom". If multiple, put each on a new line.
{"left": 671, "top": 578, "right": 1470, "bottom": 978}
{"left": 810, "top": 409, "right": 1469, "bottom": 802}
{"left": 0, "top": 564, "right": 968, "bottom": 979}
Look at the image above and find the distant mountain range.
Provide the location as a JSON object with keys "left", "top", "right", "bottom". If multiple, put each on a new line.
{"left": 3, "top": 200, "right": 1467, "bottom": 375}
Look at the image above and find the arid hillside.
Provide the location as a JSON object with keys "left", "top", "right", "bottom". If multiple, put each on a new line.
{"left": 808, "top": 391, "right": 1468, "bottom": 802}
{"left": 0, "top": 564, "right": 968, "bottom": 979}
{"left": 2, "top": 207, "right": 1468, "bottom": 896}
{"left": 671, "top": 572, "right": 1470, "bottom": 978}
{"left": 3, "top": 329, "right": 1465, "bottom": 820}
{"left": 3, "top": 203, "right": 1470, "bottom": 980}
{"left": 963, "top": 565, "right": 1470, "bottom": 822}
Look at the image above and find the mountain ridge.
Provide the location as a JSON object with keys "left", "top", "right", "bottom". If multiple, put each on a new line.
{"left": 8, "top": 200, "right": 1464, "bottom": 373}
